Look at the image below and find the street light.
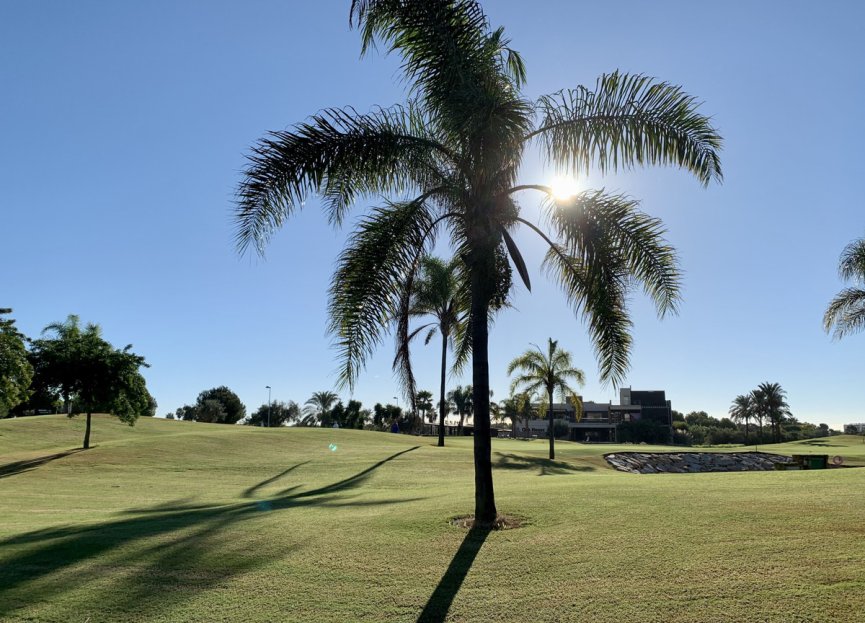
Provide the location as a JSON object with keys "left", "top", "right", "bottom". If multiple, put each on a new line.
{"left": 265, "top": 385, "right": 272, "bottom": 428}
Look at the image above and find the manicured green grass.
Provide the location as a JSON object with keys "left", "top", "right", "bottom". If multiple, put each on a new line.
{"left": 1, "top": 415, "right": 863, "bottom": 622}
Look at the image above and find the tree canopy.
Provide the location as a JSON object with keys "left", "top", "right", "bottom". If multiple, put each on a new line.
{"left": 0, "top": 309, "right": 33, "bottom": 418}
{"left": 234, "top": 0, "right": 721, "bottom": 523}
{"left": 29, "top": 315, "right": 151, "bottom": 448}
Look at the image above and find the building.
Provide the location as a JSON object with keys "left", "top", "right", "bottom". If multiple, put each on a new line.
{"left": 520, "top": 388, "right": 673, "bottom": 442}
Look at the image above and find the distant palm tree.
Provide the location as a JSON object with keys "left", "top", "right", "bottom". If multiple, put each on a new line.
{"left": 396, "top": 256, "right": 468, "bottom": 447}
{"left": 824, "top": 236, "right": 865, "bottom": 339}
{"left": 729, "top": 394, "right": 755, "bottom": 443}
{"left": 508, "top": 339, "right": 585, "bottom": 459}
{"left": 304, "top": 391, "right": 339, "bottom": 427}
{"left": 448, "top": 385, "right": 473, "bottom": 435}
{"left": 415, "top": 390, "right": 434, "bottom": 423}
{"left": 752, "top": 382, "right": 791, "bottom": 443}
{"left": 500, "top": 392, "right": 533, "bottom": 439}
{"left": 233, "top": 1, "right": 722, "bottom": 523}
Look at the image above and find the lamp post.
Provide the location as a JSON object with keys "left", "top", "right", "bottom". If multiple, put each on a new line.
{"left": 265, "top": 385, "right": 272, "bottom": 428}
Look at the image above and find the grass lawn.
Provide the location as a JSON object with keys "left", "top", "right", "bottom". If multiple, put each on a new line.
{"left": 1, "top": 415, "right": 863, "bottom": 622}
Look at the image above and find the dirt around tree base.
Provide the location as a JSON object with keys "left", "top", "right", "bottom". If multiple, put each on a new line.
{"left": 450, "top": 514, "right": 524, "bottom": 530}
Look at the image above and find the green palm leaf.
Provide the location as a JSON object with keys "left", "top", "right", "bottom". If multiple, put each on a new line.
{"left": 532, "top": 71, "right": 722, "bottom": 186}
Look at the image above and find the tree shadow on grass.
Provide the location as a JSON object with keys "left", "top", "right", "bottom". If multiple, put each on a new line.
{"left": 0, "top": 446, "right": 421, "bottom": 620}
{"left": 0, "top": 449, "right": 84, "bottom": 479}
{"left": 795, "top": 440, "right": 847, "bottom": 447}
{"left": 493, "top": 452, "right": 594, "bottom": 475}
{"left": 416, "top": 524, "right": 491, "bottom": 623}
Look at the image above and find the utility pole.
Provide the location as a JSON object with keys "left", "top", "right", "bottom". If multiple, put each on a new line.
{"left": 265, "top": 385, "right": 272, "bottom": 428}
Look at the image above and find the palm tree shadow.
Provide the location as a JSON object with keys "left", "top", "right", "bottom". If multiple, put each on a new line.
{"left": 416, "top": 524, "right": 491, "bottom": 623}
{"left": 494, "top": 452, "right": 594, "bottom": 475}
{"left": 242, "top": 460, "right": 310, "bottom": 497}
{"left": 0, "top": 446, "right": 421, "bottom": 619}
{"left": 0, "top": 449, "right": 85, "bottom": 479}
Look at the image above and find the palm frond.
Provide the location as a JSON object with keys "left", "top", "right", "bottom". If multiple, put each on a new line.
{"left": 823, "top": 287, "right": 865, "bottom": 339}
{"left": 542, "top": 245, "right": 632, "bottom": 386}
{"left": 545, "top": 189, "right": 681, "bottom": 317}
{"left": 235, "top": 104, "right": 448, "bottom": 254}
{"left": 838, "top": 237, "right": 865, "bottom": 283}
{"left": 531, "top": 71, "right": 722, "bottom": 186}
{"left": 330, "top": 196, "right": 438, "bottom": 390}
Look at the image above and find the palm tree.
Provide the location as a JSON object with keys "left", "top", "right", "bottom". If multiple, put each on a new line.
{"left": 728, "top": 394, "right": 754, "bottom": 443}
{"left": 234, "top": 1, "right": 722, "bottom": 523}
{"left": 304, "top": 390, "right": 339, "bottom": 427}
{"left": 824, "top": 236, "right": 865, "bottom": 338}
{"left": 415, "top": 390, "right": 434, "bottom": 423}
{"left": 500, "top": 392, "right": 533, "bottom": 439}
{"left": 448, "top": 385, "right": 473, "bottom": 435}
{"left": 398, "top": 256, "right": 467, "bottom": 447}
{"left": 508, "top": 338, "right": 585, "bottom": 459}
{"left": 753, "top": 382, "right": 791, "bottom": 443}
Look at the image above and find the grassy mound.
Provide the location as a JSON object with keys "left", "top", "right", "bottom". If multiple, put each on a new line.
{"left": 1, "top": 416, "right": 863, "bottom": 622}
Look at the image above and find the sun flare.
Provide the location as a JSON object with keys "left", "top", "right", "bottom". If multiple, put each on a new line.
{"left": 550, "top": 176, "right": 580, "bottom": 201}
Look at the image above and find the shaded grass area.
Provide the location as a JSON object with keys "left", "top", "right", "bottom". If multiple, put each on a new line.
{"left": 1, "top": 416, "right": 864, "bottom": 622}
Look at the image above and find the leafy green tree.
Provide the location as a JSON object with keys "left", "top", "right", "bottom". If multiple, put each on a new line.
{"left": 304, "top": 390, "right": 339, "bottom": 427}
{"left": 0, "top": 309, "right": 33, "bottom": 417}
{"left": 372, "top": 402, "right": 402, "bottom": 430}
{"left": 330, "top": 399, "right": 369, "bottom": 429}
{"left": 753, "top": 382, "right": 790, "bottom": 443}
{"left": 447, "top": 385, "right": 473, "bottom": 435}
{"left": 246, "top": 400, "right": 300, "bottom": 427}
{"left": 729, "top": 394, "right": 755, "bottom": 442}
{"left": 196, "top": 387, "right": 246, "bottom": 424}
{"left": 824, "top": 236, "right": 865, "bottom": 338}
{"left": 29, "top": 315, "right": 151, "bottom": 449}
{"left": 233, "top": 1, "right": 721, "bottom": 522}
{"left": 508, "top": 338, "right": 585, "bottom": 459}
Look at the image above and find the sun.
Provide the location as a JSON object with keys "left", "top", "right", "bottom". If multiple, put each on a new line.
{"left": 550, "top": 175, "right": 580, "bottom": 201}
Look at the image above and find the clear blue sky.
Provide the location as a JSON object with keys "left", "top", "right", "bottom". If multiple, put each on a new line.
{"left": 3, "top": 1, "right": 864, "bottom": 428}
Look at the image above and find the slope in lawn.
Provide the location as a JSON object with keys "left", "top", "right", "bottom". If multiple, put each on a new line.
{"left": 1, "top": 416, "right": 863, "bottom": 622}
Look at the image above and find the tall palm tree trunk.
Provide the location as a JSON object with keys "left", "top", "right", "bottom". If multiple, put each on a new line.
{"left": 744, "top": 419, "right": 750, "bottom": 444}
{"left": 547, "top": 384, "right": 555, "bottom": 460}
{"left": 470, "top": 265, "right": 496, "bottom": 525}
{"left": 83, "top": 411, "right": 92, "bottom": 449}
{"left": 438, "top": 333, "right": 447, "bottom": 447}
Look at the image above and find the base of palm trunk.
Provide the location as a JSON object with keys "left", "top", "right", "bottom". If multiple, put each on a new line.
{"left": 450, "top": 514, "right": 524, "bottom": 530}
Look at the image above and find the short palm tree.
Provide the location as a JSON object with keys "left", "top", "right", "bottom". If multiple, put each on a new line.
{"left": 824, "top": 236, "right": 865, "bottom": 338}
{"left": 304, "top": 390, "right": 339, "bottom": 427}
{"left": 234, "top": 1, "right": 721, "bottom": 523}
{"left": 508, "top": 339, "right": 585, "bottom": 459}
{"left": 728, "top": 393, "right": 754, "bottom": 443}
{"left": 397, "top": 256, "right": 468, "bottom": 447}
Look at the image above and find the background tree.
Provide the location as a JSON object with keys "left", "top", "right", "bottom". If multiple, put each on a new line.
{"left": 304, "top": 390, "right": 339, "bottom": 427}
{"left": 329, "top": 399, "right": 369, "bottom": 429}
{"left": 753, "top": 382, "right": 790, "bottom": 443}
{"left": 395, "top": 256, "right": 467, "bottom": 447}
{"left": 245, "top": 400, "right": 300, "bottom": 427}
{"left": 500, "top": 392, "right": 533, "bottom": 439}
{"left": 824, "top": 236, "right": 865, "bottom": 338}
{"left": 196, "top": 386, "right": 246, "bottom": 424}
{"left": 29, "top": 315, "right": 151, "bottom": 449}
{"left": 415, "top": 390, "right": 434, "bottom": 423}
{"left": 372, "top": 402, "right": 403, "bottom": 430}
{"left": 729, "top": 394, "right": 755, "bottom": 443}
{"left": 0, "top": 309, "right": 33, "bottom": 418}
{"left": 447, "top": 385, "right": 473, "bottom": 435}
{"left": 508, "top": 338, "right": 585, "bottom": 459}
{"left": 234, "top": 1, "right": 721, "bottom": 522}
